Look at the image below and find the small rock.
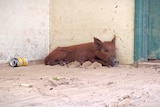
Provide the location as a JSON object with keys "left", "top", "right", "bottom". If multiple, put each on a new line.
{"left": 80, "top": 61, "right": 92, "bottom": 68}
{"left": 88, "top": 62, "right": 102, "bottom": 69}
{"left": 20, "top": 83, "right": 33, "bottom": 88}
{"left": 67, "top": 61, "right": 81, "bottom": 68}
{"left": 49, "top": 88, "right": 53, "bottom": 90}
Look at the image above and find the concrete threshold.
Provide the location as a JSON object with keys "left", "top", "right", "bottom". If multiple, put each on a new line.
{"left": 137, "top": 61, "right": 160, "bottom": 69}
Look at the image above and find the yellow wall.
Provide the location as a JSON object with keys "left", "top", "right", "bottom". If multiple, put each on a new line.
{"left": 50, "top": 0, "right": 134, "bottom": 64}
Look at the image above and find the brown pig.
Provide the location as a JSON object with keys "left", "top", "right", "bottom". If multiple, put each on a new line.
{"left": 45, "top": 36, "right": 119, "bottom": 67}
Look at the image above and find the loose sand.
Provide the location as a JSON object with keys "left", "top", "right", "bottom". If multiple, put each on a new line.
{"left": 0, "top": 62, "right": 160, "bottom": 107}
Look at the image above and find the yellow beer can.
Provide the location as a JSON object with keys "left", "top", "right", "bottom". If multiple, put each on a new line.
{"left": 10, "top": 57, "right": 28, "bottom": 67}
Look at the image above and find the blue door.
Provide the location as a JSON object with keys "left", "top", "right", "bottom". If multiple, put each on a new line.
{"left": 134, "top": 0, "right": 160, "bottom": 62}
{"left": 148, "top": 0, "right": 160, "bottom": 59}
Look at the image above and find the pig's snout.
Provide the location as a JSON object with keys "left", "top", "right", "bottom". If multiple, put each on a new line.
{"left": 112, "top": 58, "right": 119, "bottom": 66}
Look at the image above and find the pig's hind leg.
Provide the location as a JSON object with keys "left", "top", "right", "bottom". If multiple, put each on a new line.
{"left": 45, "top": 50, "right": 67, "bottom": 66}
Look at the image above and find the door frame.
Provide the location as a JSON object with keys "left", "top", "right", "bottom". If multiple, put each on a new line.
{"left": 134, "top": 0, "right": 149, "bottom": 62}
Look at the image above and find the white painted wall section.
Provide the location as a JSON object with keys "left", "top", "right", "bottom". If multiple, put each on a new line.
{"left": 0, "top": 0, "right": 49, "bottom": 64}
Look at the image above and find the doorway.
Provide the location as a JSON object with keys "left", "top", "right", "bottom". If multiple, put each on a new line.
{"left": 134, "top": 0, "right": 160, "bottom": 62}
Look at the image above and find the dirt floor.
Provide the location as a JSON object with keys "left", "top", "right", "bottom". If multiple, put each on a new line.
{"left": 0, "top": 62, "right": 160, "bottom": 107}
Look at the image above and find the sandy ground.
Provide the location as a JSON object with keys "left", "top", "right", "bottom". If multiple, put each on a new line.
{"left": 0, "top": 62, "right": 160, "bottom": 107}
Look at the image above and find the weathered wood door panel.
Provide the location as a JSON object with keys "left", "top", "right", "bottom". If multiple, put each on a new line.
{"left": 134, "top": 0, "right": 160, "bottom": 62}
{"left": 148, "top": 0, "right": 160, "bottom": 59}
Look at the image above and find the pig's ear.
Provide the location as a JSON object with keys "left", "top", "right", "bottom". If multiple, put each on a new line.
{"left": 112, "top": 35, "right": 116, "bottom": 43}
{"left": 94, "top": 37, "right": 103, "bottom": 50}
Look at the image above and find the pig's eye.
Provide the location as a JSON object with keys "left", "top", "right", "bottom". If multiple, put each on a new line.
{"left": 104, "top": 49, "right": 108, "bottom": 52}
